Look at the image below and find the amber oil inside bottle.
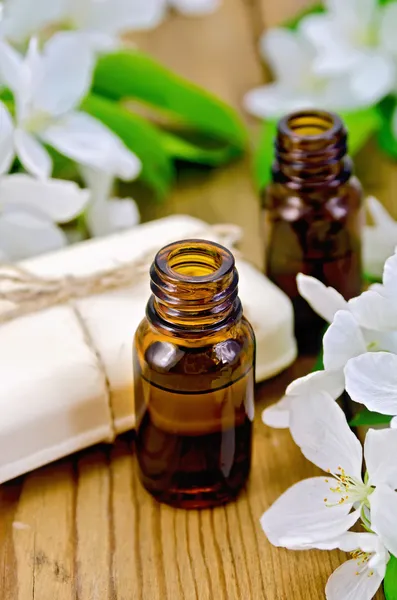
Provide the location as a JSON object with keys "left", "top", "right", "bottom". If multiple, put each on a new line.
{"left": 264, "top": 110, "right": 363, "bottom": 353}
{"left": 133, "top": 240, "right": 255, "bottom": 508}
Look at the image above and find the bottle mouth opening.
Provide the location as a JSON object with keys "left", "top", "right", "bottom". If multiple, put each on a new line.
{"left": 155, "top": 239, "right": 235, "bottom": 284}
{"left": 279, "top": 109, "right": 343, "bottom": 141}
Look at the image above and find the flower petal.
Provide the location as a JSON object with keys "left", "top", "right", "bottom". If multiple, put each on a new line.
{"left": 289, "top": 392, "right": 362, "bottom": 479}
{"left": 0, "top": 101, "right": 15, "bottom": 175}
{"left": 0, "top": 209, "right": 66, "bottom": 260}
{"left": 41, "top": 111, "right": 141, "bottom": 180}
{"left": 259, "top": 28, "right": 311, "bottom": 87}
{"left": 345, "top": 352, "right": 397, "bottom": 415}
{"left": 325, "top": 558, "right": 384, "bottom": 600}
{"left": 363, "top": 226, "right": 396, "bottom": 280}
{"left": 370, "top": 484, "right": 397, "bottom": 558}
{"left": 286, "top": 369, "right": 345, "bottom": 400}
{"left": 108, "top": 198, "right": 140, "bottom": 230}
{"left": 299, "top": 14, "right": 360, "bottom": 75}
{"left": 352, "top": 53, "right": 395, "bottom": 105}
{"left": 243, "top": 84, "right": 315, "bottom": 120}
{"left": 169, "top": 0, "right": 221, "bottom": 16}
{"left": 0, "top": 40, "right": 24, "bottom": 94}
{"left": 382, "top": 252, "right": 397, "bottom": 297}
{"left": 380, "top": 2, "right": 397, "bottom": 57}
{"left": 348, "top": 289, "right": 397, "bottom": 332}
{"left": 260, "top": 477, "right": 358, "bottom": 549}
{"left": 14, "top": 129, "right": 52, "bottom": 179}
{"left": 335, "top": 531, "right": 384, "bottom": 555}
{"left": 297, "top": 273, "right": 348, "bottom": 323}
{"left": 323, "top": 310, "right": 366, "bottom": 371}
{"left": 261, "top": 394, "right": 294, "bottom": 429}
{"left": 0, "top": 0, "right": 64, "bottom": 44}
{"left": 75, "top": 0, "right": 166, "bottom": 33}
{"left": 391, "top": 417, "right": 397, "bottom": 429}
{"left": 0, "top": 174, "right": 90, "bottom": 223}
{"left": 364, "top": 428, "right": 397, "bottom": 488}
{"left": 32, "top": 33, "right": 94, "bottom": 117}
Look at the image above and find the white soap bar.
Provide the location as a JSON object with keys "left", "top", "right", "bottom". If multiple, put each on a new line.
{"left": 0, "top": 306, "right": 113, "bottom": 483}
{"left": 0, "top": 215, "right": 297, "bottom": 482}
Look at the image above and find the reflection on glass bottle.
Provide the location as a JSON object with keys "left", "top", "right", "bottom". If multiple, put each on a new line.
{"left": 133, "top": 239, "right": 256, "bottom": 508}
{"left": 263, "top": 110, "right": 363, "bottom": 353}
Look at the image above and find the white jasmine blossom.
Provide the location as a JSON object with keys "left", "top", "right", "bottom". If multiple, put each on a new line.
{"left": 168, "top": 0, "right": 221, "bottom": 16}
{"left": 243, "top": 26, "right": 390, "bottom": 120}
{"left": 326, "top": 532, "right": 390, "bottom": 600}
{"left": 299, "top": 0, "right": 396, "bottom": 92}
{"left": 347, "top": 251, "right": 397, "bottom": 333}
{"left": 0, "top": 173, "right": 89, "bottom": 260}
{"left": 81, "top": 167, "right": 140, "bottom": 237}
{"left": 261, "top": 393, "right": 397, "bottom": 551}
{"left": 0, "top": 0, "right": 222, "bottom": 47}
{"left": 0, "top": 35, "right": 141, "bottom": 180}
{"left": 1, "top": 0, "right": 164, "bottom": 46}
{"left": 262, "top": 267, "right": 397, "bottom": 428}
{"left": 315, "top": 532, "right": 389, "bottom": 600}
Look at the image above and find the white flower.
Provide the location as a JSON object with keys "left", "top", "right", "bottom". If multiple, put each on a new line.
{"left": 261, "top": 277, "right": 360, "bottom": 429}
{"left": 347, "top": 250, "right": 397, "bottom": 333}
{"left": 81, "top": 167, "right": 140, "bottom": 237}
{"left": 0, "top": 173, "right": 89, "bottom": 260}
{"left": 0, "top": 35, "right": 141, "bottom": 181}
{"left": 261, "top": 392, "right": 397, "bottom": 550}
{"left": 1, "top": 0, "right": 164, "bottom": 46}
{"left": 1, "top": 0, "right": 222, "bottom": 47}
{"left": 243, "top": 26, "right": 391, "bottom": 120}
{"left": 300, "top": 0, "right": 396, "bottom": 86}
{"left": 345, "top": 350, "right": 397, "bottom": 419}
{"left": 324, "top": 532, "right": 390, "bottom": 600}
{"left": 262, "top": 270, "right": 397, "bottom": 428}
{"left": 168, "top": 0, "right": 221, "bottom": 16}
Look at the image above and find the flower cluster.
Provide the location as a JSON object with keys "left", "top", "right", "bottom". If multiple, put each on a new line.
{"left": 261, "top": 248, "right": 397, "bottom": 597}
{"left": 0, "top": 0, "right": 222, "bottom": 260}
{"left": 244, "top": 0, "right": 397, "bottom": 119}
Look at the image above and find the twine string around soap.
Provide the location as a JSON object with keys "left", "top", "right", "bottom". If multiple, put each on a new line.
{"left": 0, "top": 224, "right": 242, "bottom": 324}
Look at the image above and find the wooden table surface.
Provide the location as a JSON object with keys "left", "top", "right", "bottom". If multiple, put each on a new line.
{"left": 0, "top": 0, "right": 393, "bottom": 598}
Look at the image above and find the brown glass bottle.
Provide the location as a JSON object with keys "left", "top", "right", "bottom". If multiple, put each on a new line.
{"left": 263, "top": 110, "right": 363, "bottom": 353}
{"left": 133, "top": 240, "right": 255, "bottom": 509}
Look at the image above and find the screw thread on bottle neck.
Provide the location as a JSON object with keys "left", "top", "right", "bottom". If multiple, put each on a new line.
{"left": 148, "top": 239, "right": 240, "bottom": 332}
{"left": 273, "top": 110, "right": 351, "bottom": 188}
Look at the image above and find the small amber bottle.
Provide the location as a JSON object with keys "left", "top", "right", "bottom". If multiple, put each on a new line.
{"left": 263, "top": 110, "right": 363, "bottom": 353}
{"left": 133, "top": 239, "right": 255, "bottom": 509}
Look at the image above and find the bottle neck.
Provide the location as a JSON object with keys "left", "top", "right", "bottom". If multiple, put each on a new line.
{"left": 147, "top": 240, "right": 241, "bottom": 333}
{"left": 272, "top": 110, "right": 351, "bottom": 189}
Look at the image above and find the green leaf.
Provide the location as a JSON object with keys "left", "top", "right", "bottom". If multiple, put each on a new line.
{"left": 349, "top": 408, "right": 392, "bottom": 427}
{"left": 159, "top": 130, "right": 240, "bottom": 166}
{"left": 377, "top": 96, "right": 397, "bottom": 159}
{"left": 385, "top": 555, "right": 397, "bottom": 600}
{"left": 254, "top": 120, "right": 277, "bottom": 192}
{"left": 364, "top": 271, "right": 382, "bottom": 285}
{"left": 254, "top": 107, "right": 381, "bottom": 192}
{"left": 82, "top": 94, "right": 175, "bottom": 199}
{"left": 340, "top": 107, "right": 382, "bottom": 156}
{"left": 92, "top": 50, "right": 247, "bottom": 153}
{"left": 312, "top": 351, "right": 324, "bottom": 372}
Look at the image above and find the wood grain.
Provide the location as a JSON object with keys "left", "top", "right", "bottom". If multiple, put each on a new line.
{"left": 0, "top": 0, "right": 389, "bottom": 598}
